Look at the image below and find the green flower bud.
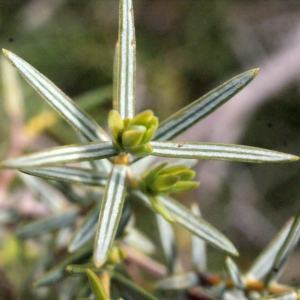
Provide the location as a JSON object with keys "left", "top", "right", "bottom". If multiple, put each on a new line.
{"left": 141, "top": 124, "right": 157, "bottom": 144}
{"left": 107, "top": 245, "right": 126, "bottom": 264}
{"left": 128, "top": 143, "right": 153, "bottom": 156}
{"left": 108, "top": 110, "right": 124, "bottom": 141}
{"left": 163, "top": 181, "right": 200, "bottom": 194}
{"left": 122, "top": 125, "right": 146, "bottom": 147}
{"left": 159, "top": 164, "right": 189, "bottom": 175}
{"left": 108, "top": 109, "right": 158, "bottom": 156}
{"left": 139, "top": 163, "right": 199, "bottom": 195}
{"left": 129, "top": 110, "right": 155, "bottom": 127}
{"left": 149, "top": 174, "right": 179, "bottom": 193}
{"left": 142, "top": 162, "right": 168, "bottom": 184}
{"left": 160, "top": 164, "right": 195, "bottom": 180}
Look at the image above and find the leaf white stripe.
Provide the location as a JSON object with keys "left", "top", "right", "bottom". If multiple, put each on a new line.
{"left": 94, "top": 164, "right": 128, "bottom": 267}
{"left": 131, "top": 190, "right": 238, "bottom": 256}
{"left": 69, "top": 205, "right": 99, "bottom": 252}
{"left": 117, "top": 0, "right": 136, "bottom": 119}
{"left": 154, "top": 69, "right": 258, "bottom": 141}
{"left": 158, "top": 195, "right": 238, "bottom": 255}
{"left": 21, "top": 166, "right": 107, "bottom": 186}
{"left": 1, "top": 141, "right": 120, "bottom": 168}
{"left": 151, "top": 141, "right": 298, "bottom": 163}
{"left": 3, "top": 49, "right": 109, "bottom": 142}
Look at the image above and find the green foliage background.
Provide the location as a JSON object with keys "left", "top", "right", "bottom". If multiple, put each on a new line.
{"left": 1, "top": 0, "right": 300, "bottom": 297}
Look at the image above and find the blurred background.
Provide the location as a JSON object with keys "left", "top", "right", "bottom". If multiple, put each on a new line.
{"left": 0, "top": 0, "right": 300, "bottom": 296}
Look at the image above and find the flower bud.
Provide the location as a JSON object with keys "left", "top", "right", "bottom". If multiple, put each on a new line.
{"left": 130, "top": 110, "right": 155, "bottom": 127}
{"left": 149, "top": 174, "right": 179, "bottom": 193}
{"left": 139, "top": 163, "right": 199, "bottom": 195}
{"left": 122, "top": 125, "right": 146, "bottom": 147}
{"left": 107, "top": 245, "right": 126, "bottom": 264}
{"left": 160, "top": 165, "right": 196, "bottom": 181}
{"left": 128, "top": 143, "right": 153, "bottom": 156}
{"left": 108, "top": 110, "right": 124, "bottom": 142}
{"left": 108, "top": 109, "right": 158, "bottom": 156}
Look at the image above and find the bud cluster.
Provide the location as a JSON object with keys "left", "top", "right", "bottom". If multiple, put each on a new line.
{"left": 137, "top": 162, "right": 200, "bottom": 222}
{"left": 139, "top": 162, "right": 199, "bottom": 195}
{"left": 108, "top": 110, "right": 158, "bottom": 156}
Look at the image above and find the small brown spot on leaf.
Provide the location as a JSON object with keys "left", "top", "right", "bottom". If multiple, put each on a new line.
{"left": 177, "top": 142, "right": 184, "bottom": 148}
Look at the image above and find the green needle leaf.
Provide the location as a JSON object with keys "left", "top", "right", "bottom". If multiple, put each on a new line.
{"left": 154, "top": 69, "right": 259, "bottom": 141}
{"left": 131, "top": 190, "right": 238, "bottom": 256}
{"left": 2, "top": 49, "right": 109, "bottom": 143}
{"left": 0, "top": 141, "right": 120, "bottom": 169}
{"left": 94, "top": 164, "right": 128, "bottom": 267}
{"left": 66, "top": 264, "right": 103, "bottom": 277}
{"left": 86, "top": 269, "right": 110, "bottom": 300}
{"left": 116, "top": 0, "right": 136, "bottom": 119}
{"left": 20, "top": 166, "right": 107, "bottom": 186}
{"left": 151, "top": 141, "right": 299, "bottom": 163}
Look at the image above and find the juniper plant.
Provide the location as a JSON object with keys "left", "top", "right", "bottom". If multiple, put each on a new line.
{"left": 1, "top": 0, "right": 299, "bottom": 299}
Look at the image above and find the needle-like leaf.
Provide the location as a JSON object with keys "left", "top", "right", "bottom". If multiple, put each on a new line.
{"left": 155, "top": 272, "right": 199, "bottom": 291}
{"left": 16, "top": 208, "right": 78, "bottom": 238}
{"left": 0, "top": 141, "right": 120, "bottom": 169}
{"left": 112, "top": 271, "right": 158, "bottom": 300}
{"left": 94, "top": 164, "right": 128, "bottom": 267}
{"left": 115, "top": 0, "right": 136, "bottom": 119}
{"left": 19, "top": 172, "right": 66, "bottom": 212}
{"left": 246, "top": 218, "right": 293, "bottom": 281}
{"left": 151, "top": 141, "right": 298, "bottom": 163}
{"left": 66, "top": 264, "right": 103, "bottom": 277}
{"left": 86, "top": 269, "right": 110, "bottom": 300}
{"left": 155, "top": 214, "right": 176, "bottom": 273}
{"left": 265, "top": 209, "right": 300, "bottom": 286}
{"left": 34, "top": 246, "right": 92, "bottom": 287}
{"left": 21, "top": 166, "right": 107, "bottom": 186}
{"left": 154, "top": 69, "right": 258, "bottom": 141}
{"left": 2, "top": 49, "right": 109, "bottom": 143}
{"left": 191, "top": 204, "right": 207, "bottom": 272}
{"left": 225, "top": 257, "right": 245, "bottom": 290}
{"left": 69, "top": 205, "right": 99, "bottom": 253}
{"left": 131, "top": 190, "right": 238, "bottom": 256}
{"left": 258, "top": 291, "right": 298, "bottom": 300}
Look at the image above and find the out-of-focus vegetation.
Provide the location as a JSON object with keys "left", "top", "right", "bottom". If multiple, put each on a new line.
{"left": 1, "top": 0, "right": 300, "bottom": 298}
